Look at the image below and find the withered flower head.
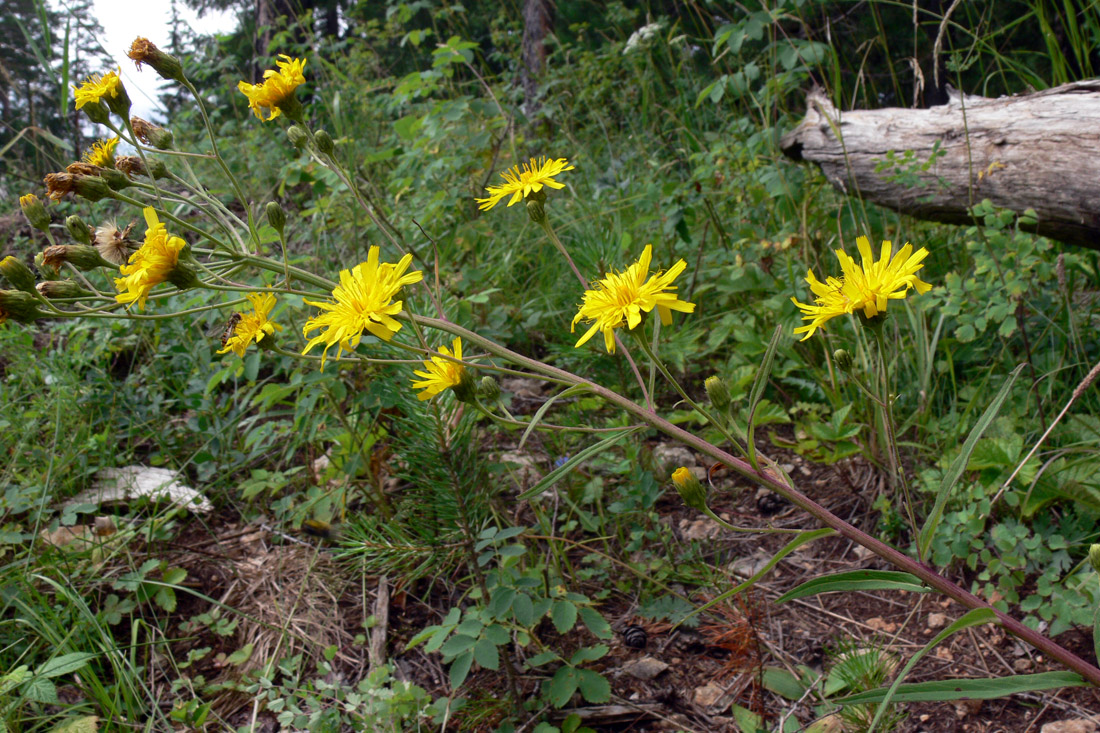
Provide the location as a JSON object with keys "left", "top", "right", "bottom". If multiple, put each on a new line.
{"left": 0, "top": 289, "right": 44, "bottom": 323}
{"left": 66, "top": 162, "right": 100, "bottom": 176}
{"left": 36, "top": 279, "right": 92, "bottom": 299}
{"left": 46, "top": 172, "right": 110, "bottom": 202}
{"left": 130, "top": 117, "right": 174, "bottom": 150}
{"left": 42, "top": 244, "right": 112, "bottom": 271}
{"left": 116, "top": 156, "right": 144, "bottom": 177}
{"left": 44, "top": 173, "right": 76, "bottom": 202}
{"left": 128, "top": 37, "right": 184, "bottom": 82}
{"left": 94, "top": 220, "right": 137, "bottom": 266}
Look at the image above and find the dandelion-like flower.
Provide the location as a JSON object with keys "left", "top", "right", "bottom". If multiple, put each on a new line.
{"left": 83, "top": 137, "right": 119, "bottom": 168}
{"left": 73, "top": 68, "right": 124, "bottom": 109}
{"left": 571, "top": 244, "right": 695, "bottom": 353}
{"left": 218, "top": 292, "right": 282, "bottom": 358}
{"left": 302, "top": 246, "right": 423, "bottom": 369}
{"left": 114, "top": 207, "right": 187, "bottom": 310}
{"left": 792, "top": 236, "right": 932, "bottom": 341}
{"left": 476, "top": 157, "right": 574, "bottom": 211}
{"left": 411, "top": 337, "right": 467, "bottom": 401}
{"left": 237, "top": 55, "right": 306, "bottom": 121}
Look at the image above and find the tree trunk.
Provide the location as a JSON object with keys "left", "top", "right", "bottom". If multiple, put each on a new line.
{"left": 520, "top": 0, "right": 554, "bottom": 121}
{"left": 780, "top": 81, "right": 1100, "bottom": 251}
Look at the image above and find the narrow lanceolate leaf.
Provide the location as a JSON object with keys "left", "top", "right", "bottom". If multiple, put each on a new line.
{"left": 519, "top": 384, "right": 588, "bottom": 450}
{"left": 677, "top": 528, "right": 835, "bottom": 628}
{"left": 838, "top": 670, "right": 1087, "bottom": 704}
{"left": 518, "top": 427, "right": 643, "bottom": 500}
{"left": 919, "top": 364, "right": 1024, "bottom": 560}
{"left": 746, "top": 325, "right": 783, "bottom": 469}
{"left": 775, "top": 570, "right": 929, "bottom": 604}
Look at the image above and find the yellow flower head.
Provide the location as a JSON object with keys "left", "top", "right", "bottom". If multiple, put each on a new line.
{"left": 571, "top": 244, "right": 696, "bottom": 353}
{"left": 411, "top": 337, "right": 467, "bottom": 401}
{"left": 73, "top": 68, "right": 123, "bottom": 109}
{"left": 83, "top": 137, "right": 119, "bottom": 168}
{"left": 476, "top": 157, "right": 574, "bottom": 211}
{"left": 114, "top": 207, "right": 187, "bottom": 310}
{"left": 218, "top": 292, "right": 282, "bottom": 358}
{"left": 237, "top": 55, "right": 307, "bottom": 121}
{"left": 792, "top": 236, "right": 932, "bottom": 341}
{"left": 302, "top": 246, "right": 423, "bottom": 369}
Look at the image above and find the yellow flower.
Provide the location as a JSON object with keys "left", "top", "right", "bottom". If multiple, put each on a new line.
{"left": 73, "top": 68, "right": 123, "bottom": 109}
{"left": 218, "top": 293, "right": 283, "bottom": 358}
{"left": 302, "top": 246, "right": 423, "bottom": 369}
{"left": 572, "top": 244, "right": 695, "bottom": 353}
{"left": 792, "top": 236, "right": 932, "bottom": 341}
{"left": 411, "top": 337, "right": 467, "bottom": 401}
{"left": 237, "top": 55, "right": 306, "bottom": 121}
{"left": 83, "top": 137, "right": 119, "bottom": 168}
{"left": 476, "top": 157, "right": 574, "bottom": 210}
{"left": 114, "top": 207, "right": 187, "bottom": 310}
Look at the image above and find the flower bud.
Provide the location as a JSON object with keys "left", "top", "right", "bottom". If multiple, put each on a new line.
{"left": 41, "top": 244, "right": 113, "bottom": 271}
{"left": 525, "top": 189, "right": 547, "bottom": 224}
{"left": 314, "top": 129, "right": 334, "bottom": 155}
{"left": 1090, "top": 544, "right": 1100, "bottom": 575}
{"left": 286, "top": 125, "right": 308, "bottom": 148}
{"left": 0, "top": 256, "right": 37, "bottom": 293}
{"left": 671, "top": 467, "right": 708, "bottom": 511}
{"left": 36, "top": 279, "right": 91, "bottom": 299}
{"left": 166, "top": 262, "right": 201, "bottom": 292}
{"left": 833, "top": 349, "right": 854, "bottom": 372}
{"left": 704, "top": 375, "right": 732, "bottom": 411}
{"left": 128, "top": 37, "right": 185, "bottom": 82}
{"left": 81, "top": 100, "right": 111, "bottom": 125}
{"left": 34, "top": 252, "right": 59, "bottom": 280}
{"left": 131, "top": 117, "right": 174, "bottom": 150}
{"left": 0, "top": 289, "right": 45, "bottom": 323}
{"left": 104, "top": 80, "right": 132, "bottom": 118}
{"left": 19, "top": 194, "right": 50, "bottom": 232}
{"left": 266, "top": 201, "right": 286, "bottom": 233}
{"left": 477, "top": 375, "right": 501, "bottom": 402}
{"left": 66, "top": 215, "right": 94, "bottom": 245}
{"left": 100, "top": 167, "right": 133, "bottom": 191}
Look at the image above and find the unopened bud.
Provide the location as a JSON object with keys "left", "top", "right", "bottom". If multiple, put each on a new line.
{"left": 671, "top": 467, "right": 708, "bottom": 512}
{"left": 477, "top": 375, "right": 501, "bottom": 402}
{"left": 314, "top": 129, "right": 334, "bottom": 155}
{"left": 104, "top": 80, "right": 132, "bottom": 118}
{"left": 0, "top": 256, "right": 37, "bottom": 293}
{"left": 0, "top": 290, "right": 45, "bottom": 322}
{"left": 287, "top": 125, "right": 308, "bottom": 148}
{"left": 42, "top": 244, "right": 113, "bottom": 271}
{"left": 266, "top": 202, "right": 286, "bottom": 233}
{"left": 1090, "top": 544, "right": 1100, "bottom": 575}
{"left": 19, "top": 194, "right": 50, "bottom": 232}
{"left": 128, "top": 37, "right": 185, "bottom": 83}
{"left": 833, "top": 349, "right": 854, "bottom": 372}
{"left": 36, "top": 279, "right": 91, "bottom": 299}
{"left": 131, "top": 117, "right": 174, "bottom": 150}
{"left": 66, "top": 215, "right": 94, "bottom": 245}
{"left": 705, "top": 375, "right": 732, "bottom": 411}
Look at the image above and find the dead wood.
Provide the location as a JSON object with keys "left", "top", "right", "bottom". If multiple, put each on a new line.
{"left": 780, "top": 81, "right": 1100, "bottom": 250}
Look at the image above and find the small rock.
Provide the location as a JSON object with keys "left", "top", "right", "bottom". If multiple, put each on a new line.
{"left": 693, "top": 682, "right": 729, "bottom": 710}
{"left": 680, "top": 517, "right": 721, "bottom": 541}
{"left": 1041, "top": 720, "right": 1098, "bottom": 733}
{"left": 865, "top": 617, "right": 897, "bottom": 633}
{"left": 954, "top": 699, "right": 981, "bottom": 718}
{"left": 621, "top": 656, "right": 669, "bottom": 681}
{"left": 1013, "top": 658, "right": 1033, "bottom": 672}
{"left": 934, "top": 646, "right": 954, "bottom": 661}
{"left": 498, "top": 451, "right": 543, "bottom": 492}
{"left": 729, "top": 553, "right": 771, "bottom": 578}
{"left": 653, "top": 443, "right": 696, "bottom": 473}
{"left": 927, "top": 612, "right": 948, "bottom": 629}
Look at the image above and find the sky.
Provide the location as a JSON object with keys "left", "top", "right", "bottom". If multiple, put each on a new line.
{"left": 77, "top": 0, "right": 237, "bottom": 121}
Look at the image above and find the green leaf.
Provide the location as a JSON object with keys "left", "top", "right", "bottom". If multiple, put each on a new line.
{"left": 519, "top": 428, "right": 644, "bottom": 500}
{"left": 678, "top": 528, "right": 836, "bottom": 628}
{"left": 747, "top": 325, "right": 783, "bottom": 469}
{"left": 549, "top": 666, "right": 578, "bottom": 707}
{"left": 487, "top": 587, "right": 516, "bottom": 619}
{"left": 23, "top": 676, "right": 57, "bottom": 704}
{"left": 569, "top": 644, "right": 609, "bottom": 665}
{"left": 761, "top": 667, "right": 808, "bottom": 700}
{"left": 154, "top": 586, "right": 177, "bottom": 613}
{"left": 473, "top": 638, "right": 500, "bottom": 670}
{"left": 163, "top": 567, "right": 187, "bottom": 585}
{"left": 513, "top": 594, "right": 535, "bottom": 627}
{"left": 860, "top": 608, "right": 996, "bottom": 726}
{"left": 440, "top": 634, "right": 477, "bottom": 657}
{"left": 526, "top": 651, "right": 557, "bottom": 668}
{"left": 483, "top": 624, "right": 510, "bottom": 646}
{"left": 578, "top": 607, "right": 613, "bottom": 639}
{"left": 577, "top": 669, "right": 611, "bottom": 703}
{"left": 448, "top": 650, "right": 474, "bottom": 690}
{"left": 38, "top": 653, "right": 95, "bottom": 678}
{"left": 520, "top": 384, "right": 589, "bottom": 450}
{"left": 919, "top": 364, "right": 1024, "bottom": 560}
{"left": 839, "top": 671, "right": 1086, "bottom": 704}
{"left": 226, "top": 643, "right": 254, "bottom": 666}
{"left": 775, "top": 571, "right": 929, "bottom": 604}
{"left": 551, "top": 600, "right": 578, "bottom": 634}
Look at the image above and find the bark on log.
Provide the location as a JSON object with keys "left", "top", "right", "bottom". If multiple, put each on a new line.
{"left": 780, "top": 81, "right": 1100, "bottom": 251}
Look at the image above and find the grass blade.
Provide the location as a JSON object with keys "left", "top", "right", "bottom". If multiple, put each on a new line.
{"left": 775, "top": 570, "right": 929, "bottom": 604}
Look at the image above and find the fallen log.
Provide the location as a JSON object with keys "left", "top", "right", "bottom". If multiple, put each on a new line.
{"left": 780, "top": 81, "right": 1100, "bottom": 251}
